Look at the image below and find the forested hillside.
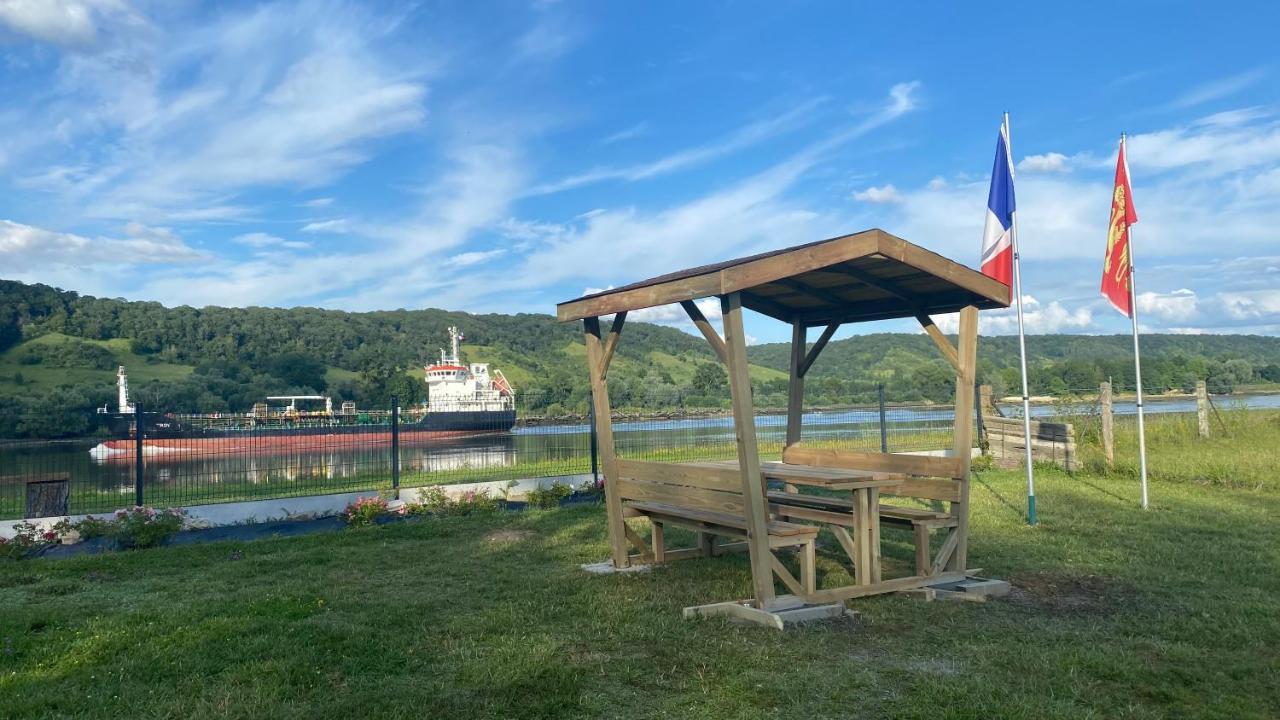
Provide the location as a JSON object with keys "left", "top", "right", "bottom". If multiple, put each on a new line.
{"left": 1, "top": 279, "right": 1277, "bottom": 438}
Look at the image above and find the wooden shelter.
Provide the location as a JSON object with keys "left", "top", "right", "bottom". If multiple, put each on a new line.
{"left": 558, "top": 228, "right": 1010, "bottom": 627}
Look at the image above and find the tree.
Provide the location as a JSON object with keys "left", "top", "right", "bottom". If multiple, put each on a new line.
{"left": 690, "top": 362, "right": 728, "bottom": 397}
{"left": 263, "top": 352, "right": 327, "bottom": 392}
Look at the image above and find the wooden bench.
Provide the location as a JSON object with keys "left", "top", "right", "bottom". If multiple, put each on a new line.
{"left": 770, "top": 446, "right": 965, "bottom": 576}
{"left": 615, "top": 459, "right": 820, "bottom": 597}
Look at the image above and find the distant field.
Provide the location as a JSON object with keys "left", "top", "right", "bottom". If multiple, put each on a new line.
{"left": 0, "top": 333, "right": 194, "bottom": 391}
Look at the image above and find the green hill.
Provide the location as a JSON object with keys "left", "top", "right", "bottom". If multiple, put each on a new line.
{"left": 0, "top": 278, "right": 1276, "bottom": 438}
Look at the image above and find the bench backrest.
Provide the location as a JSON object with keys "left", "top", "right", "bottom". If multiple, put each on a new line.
{"left": 614, "top": 459, "right": 747, "bottom": 515}
{"left": 781, "top": 445, "right": 962, "bottom": 504}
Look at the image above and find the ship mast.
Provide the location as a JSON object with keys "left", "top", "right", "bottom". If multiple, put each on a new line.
{"left": 117, "top": 366, "right": 135, "bottom": 414}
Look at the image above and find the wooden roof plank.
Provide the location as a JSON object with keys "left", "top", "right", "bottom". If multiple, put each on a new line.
{"left": 556, "top": 227, "right": 1010, "bottom": 324}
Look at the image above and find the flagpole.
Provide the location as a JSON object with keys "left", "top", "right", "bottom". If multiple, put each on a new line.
{"left": 1004, "top": 112, "right": 1037, "bottom": 525}
{"left": 1122, "top": 133, "right": 1151, "bottom": 509}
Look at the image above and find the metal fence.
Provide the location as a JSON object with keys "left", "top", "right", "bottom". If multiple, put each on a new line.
{"left": 7, "top": 381, "right": 1269, "bottom": 520}
{"left": 0, "top": 386, "right": 978, "bottom": 520}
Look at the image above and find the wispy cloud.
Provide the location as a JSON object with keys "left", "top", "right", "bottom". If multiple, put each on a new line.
{"left": 600, "top": 121, "right": 649, "bottom": 145}
{"left": 1169, "top": 68, "right": 1267, "bottom": 109}
{"left": 528, "top": 97, "right": 830, "bottom": 195}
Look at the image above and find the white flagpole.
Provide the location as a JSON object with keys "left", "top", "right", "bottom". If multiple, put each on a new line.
{"left": 1122, "top": 133, "right": 1150, "bottom": 509}
{"left": 1004, "top": 112, "right": 1037, "bottom": 525}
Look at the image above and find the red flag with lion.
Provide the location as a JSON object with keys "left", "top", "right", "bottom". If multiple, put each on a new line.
{"left": 1101, "top": 138, "right": 1138, "bottom": 317}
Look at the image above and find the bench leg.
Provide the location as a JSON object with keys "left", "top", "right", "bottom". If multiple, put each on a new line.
{"left": 914, "top": 524, "right": 931, "bottom": 576}
{"left": 651, "top": 520, "right": 666, "bottom": 563}
{"left": 698, "top": 532, "right": 715, "bottom": 557}
{"left": 799, "top": 540, "right": 816, "bottom": 596}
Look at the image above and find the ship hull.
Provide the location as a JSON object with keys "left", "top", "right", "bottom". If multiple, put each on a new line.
{"left": 91, "top": 409, "right": 517, "bottom": 460}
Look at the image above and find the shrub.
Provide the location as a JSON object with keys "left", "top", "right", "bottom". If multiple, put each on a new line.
{"left": 111, "top": 507, "right": 186, "bottom": 549}
{"left": 526, "top": 481, "right": 572, "bottom": 509}
{"left": 342, "top": 496, "right": 390, "bottom": 527}
{"left": 0, "top": 521, "right": 62, "bottom": 560}
{"left": 405, "top": 487, "right": 500, "bottom": 517}
{"left": 73, "top": 515, "right": 115, "bottom": 540}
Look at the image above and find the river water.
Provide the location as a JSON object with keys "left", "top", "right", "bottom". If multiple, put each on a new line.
{"left": 2, "top": 394, "right": 1276, "bottom": 517}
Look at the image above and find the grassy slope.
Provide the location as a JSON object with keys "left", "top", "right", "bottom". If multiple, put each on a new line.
{"left": 2, "top": 424, "right": 1278, "bottom": 718}
{"left": 0, "top": 333, "right": 194, "bottom": 390}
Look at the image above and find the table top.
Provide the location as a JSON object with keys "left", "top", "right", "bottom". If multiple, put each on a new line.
{"left": 687, "top": 460, "right": 904, "bottom": 490}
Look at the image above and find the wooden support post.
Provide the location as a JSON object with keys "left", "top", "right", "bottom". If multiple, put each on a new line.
{"left": 914, "top": 524, "right": 931, "bottom": 576}
{"left": 584, "top": 317, "right": 629, "bottom": 568}
{"left": 651, "top": 520, "right": 666, "bottom": 563}
{"left": 917, "top": 313, "right": 962, "bottom": 374}
{"left": 799, "top": 541, "right": 816, "bottom": 596}
{"left": 948, "top": 305, "right": 979, "bottom": 573}
{"left": 1196, "top": 380, "right": 1210, "bottom": 439}
{"left": 1100, "top": 381, "right": 1114, "bottom": 466}
{"left": 681, "top": 300, "right": 728, "bottom": 364}
{"left": 721, "top": 292, "right": 777, "bottom": 608}
{"left": 786, "top": 322, "right": 805, "bottom": 448}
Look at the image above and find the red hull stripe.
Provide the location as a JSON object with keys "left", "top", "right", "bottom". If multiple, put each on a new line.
{"left": 96, "top": 429, "right": 496, "bottom": 459}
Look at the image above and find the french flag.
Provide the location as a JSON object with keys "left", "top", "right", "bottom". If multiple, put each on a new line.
{"left": 980, "top": 125, "right": 1016, "bottom": 291}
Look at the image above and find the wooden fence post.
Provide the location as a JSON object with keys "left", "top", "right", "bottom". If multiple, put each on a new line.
{"left": 1196, "top": 380, "right": 1210, "bottom": 439}
{"left": 1100, "top": 381, "right": 1114, "bottom": 467}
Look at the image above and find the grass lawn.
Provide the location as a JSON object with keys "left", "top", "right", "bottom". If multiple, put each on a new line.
{"left": 3, "top": 451, "right": 1279, "bottom": 719}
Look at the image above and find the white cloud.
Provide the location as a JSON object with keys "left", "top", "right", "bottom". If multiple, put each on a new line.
{"left": 0, "top": 0, "right": 134, "bottom": 47}
{"left": 1169, "top": 68, "right": 1267, "bottom": 109}
{"left": 443, "top": 249, "right": 505, "bottom": 268}
{"left": 232, "top": 232, "right": 309, "bottom": 250}
{"left": 302, "top": 197, "right": 334, "bottom": 208}
{"left": 529, "top": 97, "right": 830, "bottom": 195}
{"left": 1018, "top": 152, "right": 1070, "bottom": 173}
{"left": 6, "top": 1, "right": 430, "bottom": 222}
{"left": 1136, "top": 288, "right": 1198, "bottom": 320}
{"left": 0, "top": 219, "right": 203, "bottom": 271}
{"left": 301, "top": 219, "right": 352, "bottom": 233}
{"left": 600, "top": 122, "right": 649, "bottom": 145}
{"left": 852, "top": 184, "right": 901, "bottom": 204}
{"left": 933, "top": 296, "right": 1093, "bottom": 335}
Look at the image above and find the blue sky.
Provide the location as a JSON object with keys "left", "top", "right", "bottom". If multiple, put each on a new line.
{"left": 1, "top": 1, "right": 1278, "bottom": 344}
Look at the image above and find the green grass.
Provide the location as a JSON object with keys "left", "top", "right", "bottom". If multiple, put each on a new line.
{"left": 3, "top": 431, "right": 1279, "bottom": 717}
{"left": 0, "top": 333, "right": 194, "bottom": 390}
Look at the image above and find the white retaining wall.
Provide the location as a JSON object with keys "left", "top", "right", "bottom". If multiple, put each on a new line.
{"left": 1, "top": 473, "right": 594, "bottom": 539}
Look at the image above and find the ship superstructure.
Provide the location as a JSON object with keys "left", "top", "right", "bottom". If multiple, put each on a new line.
{"left": 424, "top": 327, "right": 515, "bottom": 413}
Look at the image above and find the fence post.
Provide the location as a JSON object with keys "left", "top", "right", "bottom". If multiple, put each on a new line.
{"left": 1195, "top": 380, "right": 1210, "bottom": 439}
{"left": 133, "top": 403, "right": 145, "bottom": 507}
{"left": 588, "top": 389, "right": 599, "bottom": 484}
{"left": 390, "top": 396, "right": 400, "bottom": 498}
{"left": 1100, "top": 381, "right": 1114, "bottom": 466}
{"left": 877, "top": 383, "right": 888, "bottom": 453}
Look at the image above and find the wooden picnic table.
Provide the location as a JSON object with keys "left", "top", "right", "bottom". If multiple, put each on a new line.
{"left": 688, "top": 460, "right": 904, "bottom": 585}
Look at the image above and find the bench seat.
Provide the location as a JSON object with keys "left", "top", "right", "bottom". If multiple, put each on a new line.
{"left": 765, "top": 491, "right": 957, "bottom": 529}
{"left": 765, "top": 490, "right": 956, "bottom": 576}
{"left": 625, "top": 500, "right": 818, "bottom": 547}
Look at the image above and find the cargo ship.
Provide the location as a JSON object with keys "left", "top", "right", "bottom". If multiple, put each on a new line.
{"left": 89, "top": 327, "right": 516, "bottom": 459}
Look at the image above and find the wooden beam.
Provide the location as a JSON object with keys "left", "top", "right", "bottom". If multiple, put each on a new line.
{"left": 948, "top": 305, "right": 979, "bottom": 573}
{"left": 769, "top": 553, "right": 805, "bottom": 597}
{"left": 739, "top": 291, "right": 796, "bottom": 322}
{"left": 584, "top": 317, "right": 629, "bottom": 568}
{"left": 798, "top": 322, "right": 839, "bottom": 378}
{"left": 839, "top": 263, "right": 918, "bottom": 304}
{"left": 681, "top": 300, "right": 728, "bottom": 364}
{"left": 916, "top": 313, "right": 961, "bottom": 373}
{"left": 721, "top": 292, "right": 777, "bottom": 609}
{"left": 777, "top": 278, "right": 851, "bottom": 311}
{"left": 785, "top": 322, "right": 805, "bottom": 447}
{"left": 598, "top": 311, "right": 626, "bottom": 378}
